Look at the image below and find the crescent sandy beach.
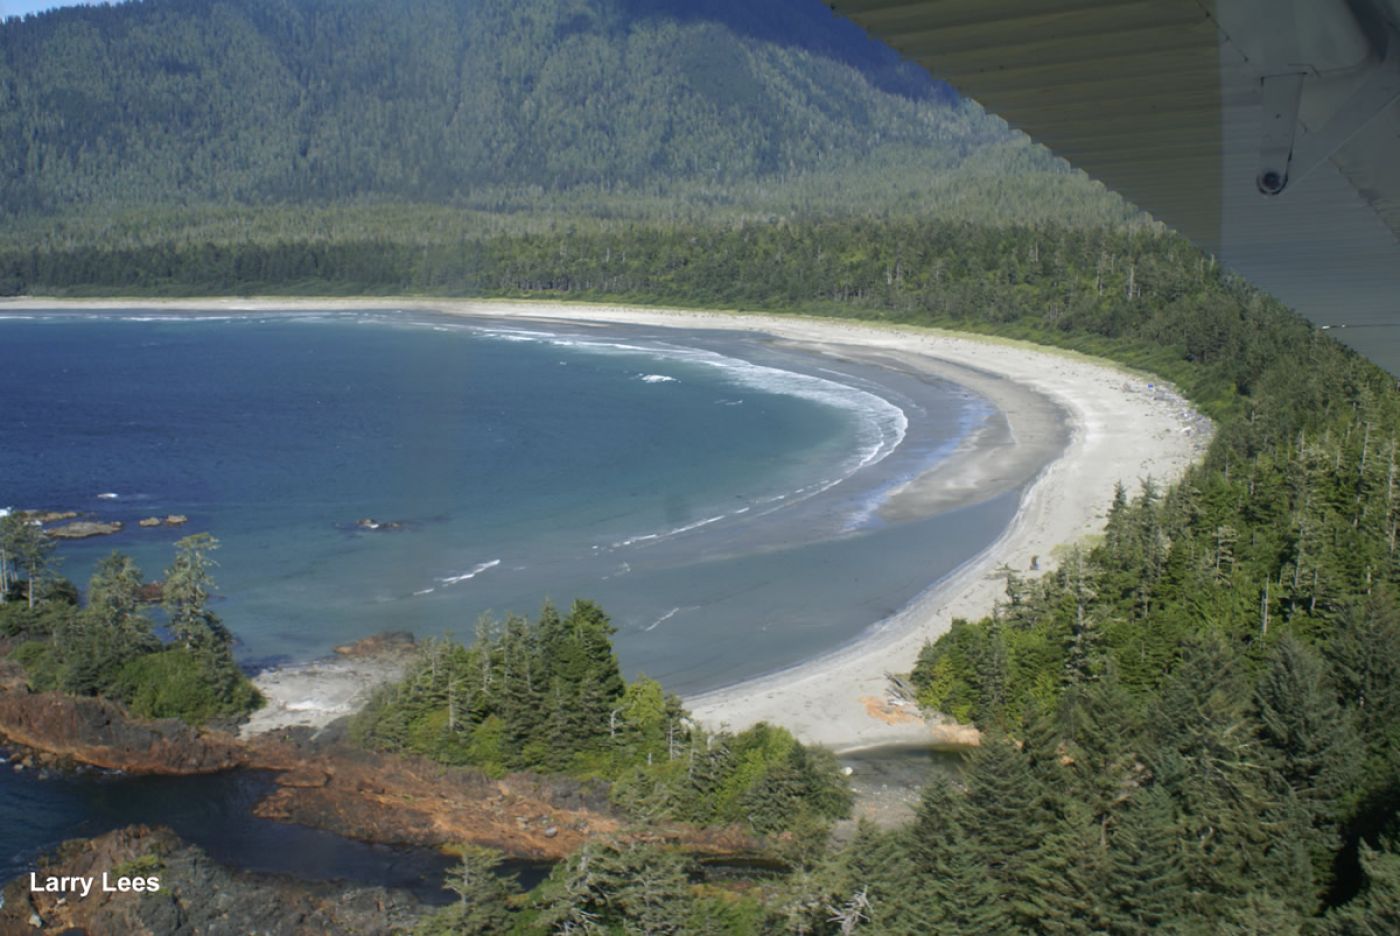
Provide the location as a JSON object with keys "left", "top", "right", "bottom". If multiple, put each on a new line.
{"left": 0, "top": 297, "right": 1210, "bottom": 752}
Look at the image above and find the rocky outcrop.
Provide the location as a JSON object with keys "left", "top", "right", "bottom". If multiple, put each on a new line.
{"left": 164, "top": 515, "right": 188, "bottom": 526}
{"left": 0, "top": 825, "right": 425, "bottom": 936}
{"left": 248, "top": 735, "right": 621, "bottom": 860}
{"left": 137, "top": 517, "right": 162, "bottom": 528}
{"left": 0, "top": 690, "right": 246, "bottom": 774}
{"left": 333, "top": 630, "right": 416, "bottom": 659}
{"left": 246, "top": 731, "right": 761, "bottom": 860}
{"left": 45, "top": 520, "right": 123, "bottom": 539}
{"left": 0, "top": 685, "right": 758, "bottom": 860}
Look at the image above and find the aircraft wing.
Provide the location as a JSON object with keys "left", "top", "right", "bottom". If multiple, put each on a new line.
{"left": 830, "top": 0, "right": 1400, "bottom": 373}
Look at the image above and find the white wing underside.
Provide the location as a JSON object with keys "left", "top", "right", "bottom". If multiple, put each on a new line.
{"left": 831, "top": 0, "right": 1400, "bottom": 372}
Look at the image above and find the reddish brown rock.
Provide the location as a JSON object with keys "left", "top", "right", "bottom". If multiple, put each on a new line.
{"left": 0, "top": 686, "right": 761, "bottom": 861}
{"left": 0, "top": 690, "right": 246, "bottom": 774}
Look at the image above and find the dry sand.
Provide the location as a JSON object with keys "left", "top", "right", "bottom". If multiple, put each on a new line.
{"left": 238, "top": 655, "right": 410, "bottom": 738}
{"left": 3, "top": 297, "right": 1210, "bottom": 748}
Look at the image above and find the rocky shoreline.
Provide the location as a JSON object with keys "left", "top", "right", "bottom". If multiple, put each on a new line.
{"left": 0, "top": 825, "right": 427, "bottom": 935}
{"left": 0, "top": 638, "right": 763, "bottom": 864}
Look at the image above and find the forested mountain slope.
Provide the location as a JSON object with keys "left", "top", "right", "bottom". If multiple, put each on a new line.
{"left": 0, "top": 0, "right": 1090, "bottom": 217}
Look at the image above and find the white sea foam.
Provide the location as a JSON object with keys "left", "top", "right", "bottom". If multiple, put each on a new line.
{"left": 413, "top": 587, "right": 436, "bottom": 596}
{"left": 474, "top": 328, "right": 908, "bottom": 478}
{"left": 610, "top": 513, "right": 729, "bottom": 549}
{"left": 438, "top": 559, "right": 501, "bottom": 586}
{"left": 115, "top": 314, "right": 247, "bottom": 323}
{"left": 96, "top": 492, "right": 119, "bottom": 500}
{"left": 473, "top": 323, "right": 912, "bottom": 549}
{"left": 643, "top": 607, "right": 683, "bottom": 632}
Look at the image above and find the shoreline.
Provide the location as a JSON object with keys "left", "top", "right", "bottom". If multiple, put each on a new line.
{"left": 1, "top": 296, "right": 1210, "bottom": 750}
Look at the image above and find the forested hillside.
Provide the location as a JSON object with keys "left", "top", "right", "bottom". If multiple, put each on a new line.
{"left": 0, "top": 0, "right": 1112, "bottom": 219}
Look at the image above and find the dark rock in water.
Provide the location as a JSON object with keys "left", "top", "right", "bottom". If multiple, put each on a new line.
{"left": 0, "top": 826, "right": 426, "bottom": 935}
{"left": 137, "top": 581, "right": 164, "bottom": 603}
{"left": 333, "top": 631, "right": 416, "bottom": 659}
{"left": 45, "top": 520, "right": 122, "bottom": 540}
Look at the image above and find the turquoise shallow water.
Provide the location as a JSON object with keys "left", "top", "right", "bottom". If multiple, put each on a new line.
{"left": 0, "top": 309, "right": 1013, "bottom": 692}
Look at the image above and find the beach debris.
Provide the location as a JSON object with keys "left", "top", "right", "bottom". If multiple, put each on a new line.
{"left": 884, "top": 672, "right": 920, "bottom": 704}
{"left": 164, "top": 514, "right": 188, "bottom": 526}
{"left": 138, "top": 517, "right": 162, "bottom": 528}
{"left": 45, "top": 520, "right": 123, "bottom": 540}
{"left": 861, "top": 696, "right": 923, "bottom": 726}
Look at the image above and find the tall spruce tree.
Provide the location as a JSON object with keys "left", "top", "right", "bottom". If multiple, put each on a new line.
{"left": 0, "top": 512, "right": 57, "bottom": 609}
{"left": 417, "top": 845, "right": 518, "bottom": 935}
{"left": 1102, "top": 786, "right": 1191, "bottom": 934}
{"left": 1254, "top": 635, "right": 1362, "bottom": 893}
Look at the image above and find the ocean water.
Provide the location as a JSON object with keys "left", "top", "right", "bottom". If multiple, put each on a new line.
{"left": 0, "top": 309, "right": 1016, "bottom": 692}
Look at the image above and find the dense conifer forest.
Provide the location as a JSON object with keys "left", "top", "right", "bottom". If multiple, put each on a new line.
{"left": 350, "top": 600, "right": 852, "bottom": 838}
{"left": 6, "top": 0, "right": 1400, "bottom": 931}
{"left": 0, "top": 0, "right": 1118, "bottom": 218}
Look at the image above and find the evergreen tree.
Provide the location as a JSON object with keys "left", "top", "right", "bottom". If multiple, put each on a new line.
{"left": 1323, "top": 841, "right": 1400, "bottom": 935}
{"left": 162, "top": 533, "right": 232, "bottom": 651}
{"left": 417, "top": 845, "right": 518, "bottom": 935}
{"left": 1102, "top": 786, "right": 1190, "bottom": 934}
{"left": 1254, "top": 635, "right": 1361, "bottom": 892}
{"left": 87, "top": 551, "right": 156, "bottom": 653}
{"left": 1326, "top": 596, "right": 1400, "bottom": 785}
{"left": 0, "top": 512, "right": 57, "bottom": 609}
{"left": 1152, "top": 637, "right": 1316, "bottom": 922}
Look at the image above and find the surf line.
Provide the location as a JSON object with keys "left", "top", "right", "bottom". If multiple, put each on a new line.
{"left": 438, "top": 559, "right": 501, "bottom": 586}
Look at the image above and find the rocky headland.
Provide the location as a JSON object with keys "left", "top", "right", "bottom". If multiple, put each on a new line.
{"left": 0, "top": 639, "right": 760, "bottom": 864}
